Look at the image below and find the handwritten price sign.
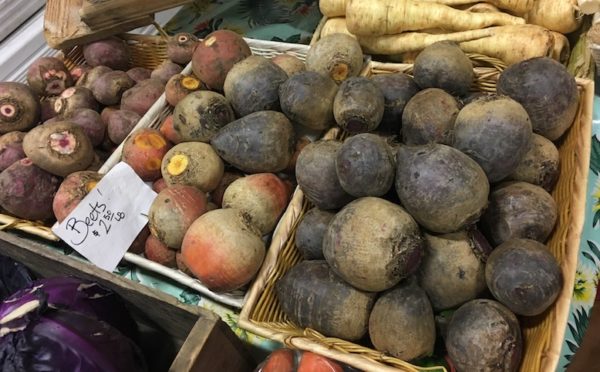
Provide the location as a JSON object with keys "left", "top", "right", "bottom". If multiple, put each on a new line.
{"left": 53, "top": 162, "right": 157, "bottom": 271}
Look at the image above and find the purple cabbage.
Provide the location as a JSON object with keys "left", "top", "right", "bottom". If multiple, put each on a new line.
{"left": 0, "top": 256, "right": 33, "bottom": 302}
{"left": 0, "top": 277, "right": 146, "bottom": 372}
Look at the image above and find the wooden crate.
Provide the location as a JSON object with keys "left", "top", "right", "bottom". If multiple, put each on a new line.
{"left": 0, "top": 230, "right": 255, "bottom": 372}
{"left": 238, "top": 61, "right": 595, "bottom": 372}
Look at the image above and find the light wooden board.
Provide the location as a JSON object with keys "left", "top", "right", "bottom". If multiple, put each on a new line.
{"left": 80, "top": 0, "right": 191, "bottom": 30}
{"left": 44, "top": 0, "right": 153, "bottom": 50}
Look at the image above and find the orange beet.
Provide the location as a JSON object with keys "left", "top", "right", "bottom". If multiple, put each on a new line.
{"left": 181, "top": 208, "right": 265, "bottom": 292}
{"left": 144, "top": 234, "right": 176, "bottom": 267}
{"left": 262, "top": 349, "right": 294, "bottom": 372}
{"left": 176, "top": 252, "right": 192, "bottom": 275}
{"left": 52, "top": 171, "right": 103, "bottom": 223}
{"left": 122, "top": 128, "right": 172, "bottom": 181}
{"left": 159, "top": 115, "right": 180, "bottom": 144}
{"left": 148, "top": 185, "right": 208, "bottom": 249}
{"left": 222, "top": 173, "right": 291, "bottom": 235}
{"left": 165, "top": 74, "right": 203, "bottom": 107}
{"left": 298, "top": 352, "right": 344, "bottom": 372}
{"left": 191, "top": 30, "right": 251, "bottom": 91}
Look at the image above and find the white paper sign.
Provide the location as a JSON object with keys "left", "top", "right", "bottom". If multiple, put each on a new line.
{"left": 52, "top": 162, "right": 157, "bottom": 272}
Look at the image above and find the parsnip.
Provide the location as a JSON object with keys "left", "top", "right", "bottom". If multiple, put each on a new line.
{"left": 578, "top": 0, "right": 600, "bottom": 14}
{"left": 459, "top": 26, "right": 554, "bottom": 65}
{"left": 321, "top": 17, "right": 356, "bottom": 39}
{"left": 526, "top": 0, "right": 581, "bottom": 34}
{"left": 319, "top": 0, "right": 349, "bottom": 17}
{"left": 346, "top": 0, "right": 525, "bottom": 36}
{"left": 321, "top": 19, "right": 555, "bottom": 65}
{"left": 550, "top": 31, "right": 571, "bottom": 63}
{"left": 462, "top": 3, "right": 501, "bottom": 12}
{"left": 422, "top": 0, "right": 534, "bottom": 14}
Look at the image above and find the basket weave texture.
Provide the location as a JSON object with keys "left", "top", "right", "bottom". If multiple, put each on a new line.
{"left": 238, "top": 61, "right": 594, "bottom": 372}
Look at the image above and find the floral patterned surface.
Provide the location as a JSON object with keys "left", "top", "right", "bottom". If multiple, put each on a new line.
{"left": 559, "top": 94, "right": 600, "bottom": 369}
{"left": 163, "top": 0, "right": 322, "bottom": 44}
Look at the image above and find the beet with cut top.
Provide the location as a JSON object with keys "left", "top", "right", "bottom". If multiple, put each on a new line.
{"left": 0, "top": 82, "right": 40, "bottom": 134}
{"left": 191, "top": 30, "right": 252, "bottom": 91}
{"left": 167, "top": 32, "right": 199, "bottom": 65}
{"left": 333, "top": 77, "right": 384, "bottom": 133}
{"left": 27, "top": 57, "right": 73, "bottom": 96}
{"left": 54, "top": 87, "right": 99, "bottom": 117}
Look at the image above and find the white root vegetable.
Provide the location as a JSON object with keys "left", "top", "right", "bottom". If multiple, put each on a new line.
{"left": 346, "top": 0, "right": 525, "bottom": 36}
{"left": 421, "top": 0, "right": 534, "bottom": 14}
{"left": 526, "top": 0, "right": 581, "bottom": 34}
{"left": 459, "top": 25, "right": 554, "bottom": 65}
{"left": 462, "top": 3, "right": 501, "bottom": 12}
{"left": 577, "top": 0, "right": 600, "bottom": 14}
{"left": 550, "top": 31, "right": 571, "bottom": 63}
{"left": 321, "top": 19, "right": 554, "bottom": 65}
{"left": 319, "top": 0, "right": 349, "bottom": 17}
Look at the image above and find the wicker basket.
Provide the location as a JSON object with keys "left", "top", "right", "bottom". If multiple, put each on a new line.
{"left": 1, "top": 38, "right": 315, "bottom": 309}
{"left": 238, "top": 61, "right": 595, "bottom": 371}
{"left": 0, "top": 31, "right": 170, "bottom": 240}
{"left": 94, "top": 38, "right": 315, "bottom": 309}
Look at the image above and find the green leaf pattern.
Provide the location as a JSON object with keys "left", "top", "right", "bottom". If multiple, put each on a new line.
{"left": 163, "top": 0, "right": 321, "bottom": 44}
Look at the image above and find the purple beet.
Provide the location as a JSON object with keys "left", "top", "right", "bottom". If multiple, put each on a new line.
{"left": 0, "top": 131, "right": 26, "bottom": 171}
{"left": 126, "top": 67, "right": 152, "bottom": 83}
{"left": 83, "top": 37, "right": 131, "bottom": 71}
{"left": 167, "top": 33, "right": 199, "bottom": 65}
{"left": 65, "top": 108, "right": 106, "bottom": 147}
{"left": 0, "top": 82, "right": 41, "bottom": 134}
{"left": 91, "top": 71, "right": 134, "bottom": 106}
{"left": 27, "top": 57, "right": 73, "bottom": 96}
{"left": 0, "top": 158, "right": 61, "bottom": 220}
{"left": 120, "top": 79, "right": 164, "bottom": 116}
{"left": 54, "top": 87, "right": 99, "bottom": 117}
{"left": 107, "top": 110, "right": 141, "bottom": 144}
{"left": 150, "top": 60, "right": 183, "bottom": 84}
{"left": 76, "top": 65, "right": 112, "bottom": 90}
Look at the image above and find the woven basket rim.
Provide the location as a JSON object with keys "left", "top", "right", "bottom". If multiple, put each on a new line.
{"left": 239, "top": 59, "right": 595, "bottom": 371}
